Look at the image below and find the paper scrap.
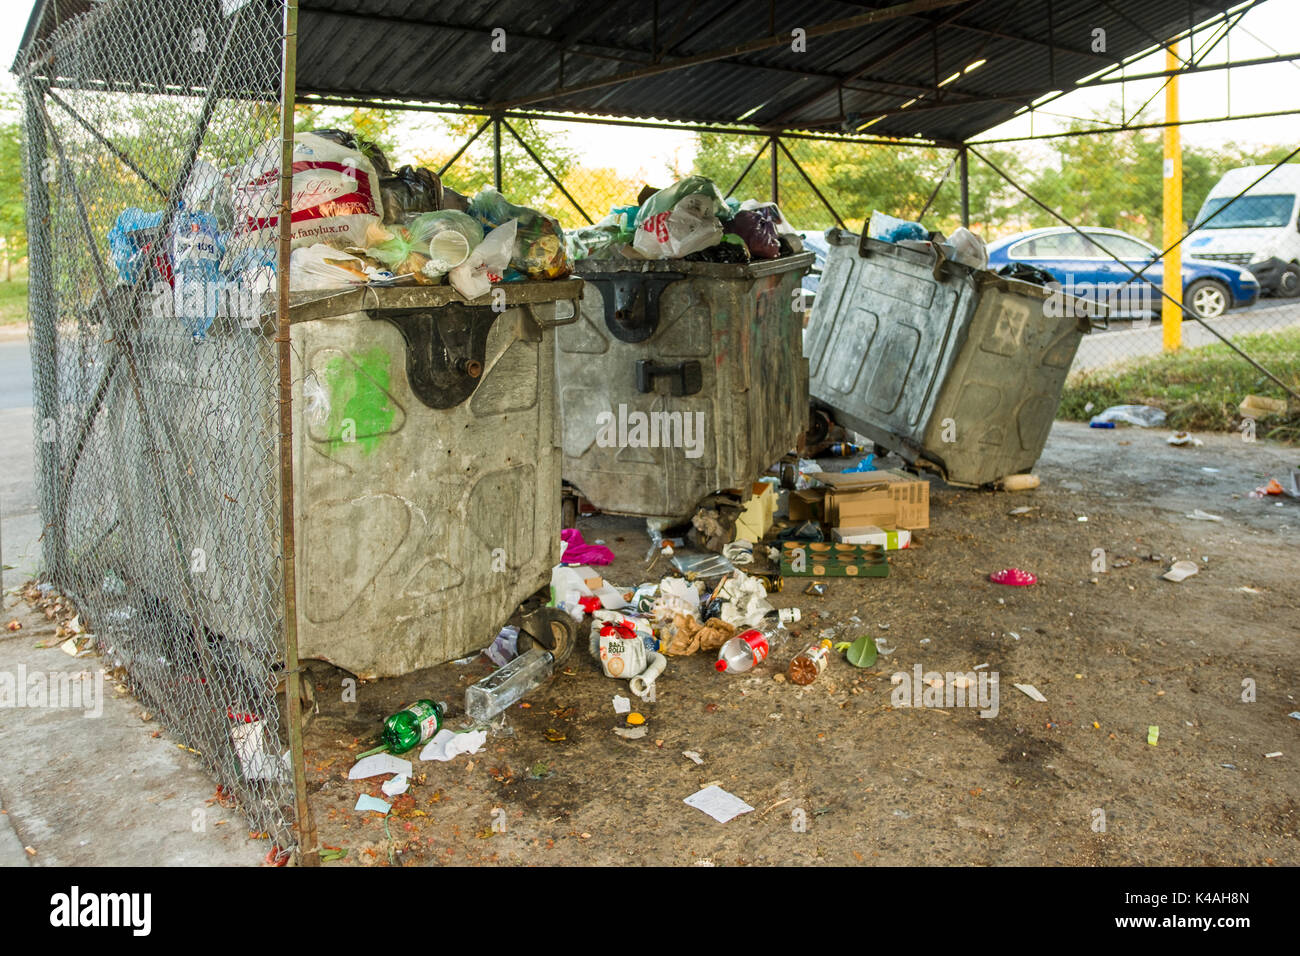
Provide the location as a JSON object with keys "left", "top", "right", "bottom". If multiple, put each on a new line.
{"left": 1287, "top": 712, "right": 1300, "bottom": 721}
{"left": 612, "top": 694, "right": 631, "bottom": 715}
{"left": 354, "top": 794, "right": 391, "bottom": 815}
{"left": 613, "top": 726, "right": 647, "bottom": 739}
{"left": 381, "top": 774, "right": 409, "bottom": 797}
{"left": 1162, "top": 560, "right": 1199, "bottom": 583}
{"left": 684, "top": 785, "right": 754, "bottom": 823}
{"left": 1185, "top": 509, "right": 1222, "bottom": 521}
{"left": 1265, "top": 751, "right": 1282, "bottom": 758}
{"left": 348, "top": 753, "right": 412, "bottom": 780}
{"left": 419, "top": 728, "right": 487, "bottom": 762}
{"left": 682, "top": 750, "right": 705, "bottom": 765}
{"left": 1014, "top": 683, "right": 1047, "bottom": 703}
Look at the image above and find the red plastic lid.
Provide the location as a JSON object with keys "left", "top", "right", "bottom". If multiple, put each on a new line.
{"left": 715, "top": 659, "right": 728, "bottom": 672}
{"left": 989, "top": 567, "right": 1037, "bottom": 586}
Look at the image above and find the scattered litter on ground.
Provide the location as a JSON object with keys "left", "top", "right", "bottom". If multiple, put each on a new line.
{"left": 1090, "top": 404, "right": 1167, "bottom": 428}
{"left": 614, "top": 726, "right": 647, "bottom": 740}
{"left": 684, "top": 785, "right": 754, "bottom": 823}
{"left": 1162, "top": 561, "right": 1199, "bottom": 583}
{"left": 1001, "top": 474, "right": 1040, "bottom": 491}
{"left": 1147, "top": 726, "right": 1159, "bottom": 747}
{"left": 354, "top": 794, "right": 391, "bottom": 815}
{"left": 683, "top": 750, "right": 705, "bottom": 765}
{"left": 612, "top": 694, "right": 631, "bottom": 714}
{"left": 1014, "top": 683, "right": 1047, "bottom": 703}
{"left": 1007, "top": 506, "right": 1037, "bottom": 515}
{"left": 1264, "top": 751, "right": 1282, "bottom": 759}
{"left": 381, "top": 774, "right": 409, "bottom": 797}
{"left": 419, "top": 728, "right": 487, "bottom": 762}
{"left": 990, "top": 568, "right": 1037, "bottom": 586}
{"left": 1185, "top": 509, "right": 1223, "bottom": 521}
{"left": 1167, "top": 432, "right": 1202, "bottom": 447}
{"left": 349, "top": 753, "right": 412, "bottom": 780}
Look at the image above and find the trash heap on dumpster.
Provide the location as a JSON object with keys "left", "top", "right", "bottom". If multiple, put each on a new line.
{"left": 567, "top": 174, "right": 807, "bottom": 265}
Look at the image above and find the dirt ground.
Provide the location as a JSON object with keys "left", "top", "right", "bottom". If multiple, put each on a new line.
{"left": 303, "top": 421, "right": 1298, "bottom": 866}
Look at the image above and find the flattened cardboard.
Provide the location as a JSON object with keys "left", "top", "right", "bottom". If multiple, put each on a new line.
{"left": 820, "top": 468, "right": 929, "bottom": 530}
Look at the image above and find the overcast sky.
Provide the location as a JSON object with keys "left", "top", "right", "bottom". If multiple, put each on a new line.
{"left": 3, "top": 0, "right": 1295, "bottom": 179}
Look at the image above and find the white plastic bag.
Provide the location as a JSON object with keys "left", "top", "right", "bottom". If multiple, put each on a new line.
{"left": 632, "top": 194, "right": 723, "bottom": 260}
{"left": 948, "top": 227, "right": 988, "bottom": 269}
{"left": 450, "top": 219, "right": 517, "bottom": 299}
{"left": 230, "top": 132, "right": 384, "bottom": 254}
{"left": 289, "top": 244, "right": 370, "bottom": 290}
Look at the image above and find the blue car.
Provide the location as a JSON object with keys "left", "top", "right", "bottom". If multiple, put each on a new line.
{"left": 986, "top": 226, "right": 1259, "bottom": 320}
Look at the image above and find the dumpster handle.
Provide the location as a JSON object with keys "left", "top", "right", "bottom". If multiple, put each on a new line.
{"left": 635, "top": 359, "right": 703, "bottom": 397}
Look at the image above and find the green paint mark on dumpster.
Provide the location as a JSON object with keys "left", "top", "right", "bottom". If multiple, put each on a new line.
{"left": 321, "top": 347, "right": 395, "bottom": 454}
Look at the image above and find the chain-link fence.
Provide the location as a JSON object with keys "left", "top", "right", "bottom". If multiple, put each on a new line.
{"left": 962, "top": 136, "right": 1300, "bottom": 383}
{"left": 19, "top": 1, "right": 296, "bottom": 854}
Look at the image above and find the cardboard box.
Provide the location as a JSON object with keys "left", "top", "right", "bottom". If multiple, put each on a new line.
{"left": 787, "top": 488, "right": 825, "bottom": 522}
{"left": 819, "top": 468, "right": 929, "bottom": 530}
{"left": 734, "top": 482, "right": 777, "bottom": 542}
{"left": 832, "top": 525, "right": 911, "bottom": 549}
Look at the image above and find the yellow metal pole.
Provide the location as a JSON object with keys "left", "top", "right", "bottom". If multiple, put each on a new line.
{"left": 1161, "top": 42, "right": 1183, "bottom": 350}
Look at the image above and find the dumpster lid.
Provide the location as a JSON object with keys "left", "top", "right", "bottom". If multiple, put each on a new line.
{"left": 286, "top": 278, "right": 585, "bottom": 324}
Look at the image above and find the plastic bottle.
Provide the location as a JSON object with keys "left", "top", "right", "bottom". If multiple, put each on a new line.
{"left": 788, "top": 639, "right": 833, "bottom": 685}
{"left": 171, "top": 208, "right": 223, "bottom": 340}
{"left": 715, "top": 624, "right": 791, "bottom": 674}
{"left": 465, "top": 648, "right": 554, "bottom": 721}
{"left": 380, "top": 699, "right": 446, "bottom": 754}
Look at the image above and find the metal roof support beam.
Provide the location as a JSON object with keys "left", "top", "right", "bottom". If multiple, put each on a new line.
{"left": 969, "top": 106, "right": 1300, "bottom": 144}
{"left": 293, "top": 94, "right": 943, "bottom": 146}
{"left": 723, "top": 137, "right": 771, "bottom": 198}
{"left": 487, "top": 0, "right": 970, "bottom": 111}
{"left": 436, "top": 118, "right": 491, "bottom": 178}
{"left": 774, "top": 137, "right": 846, "bottom": 229}
{"left": 45, "top": 88, "right": 167, "bottom": 200}
{"left": 500, "top": 117, "right": 594, "bottom": 224}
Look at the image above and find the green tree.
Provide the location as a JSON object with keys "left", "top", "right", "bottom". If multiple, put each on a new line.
{"left": 0, "top": 113, "right": 27, "bottom": 279}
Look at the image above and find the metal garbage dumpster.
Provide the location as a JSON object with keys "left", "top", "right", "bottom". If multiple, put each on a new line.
{"left": 288, "top": 281, "right": 582, "bottom": 679}
{"left": 805, "top": 230, "right": 1094, "bottom": 488}
{"left": 557, "top": 253, "right": 814, "bottom": 520}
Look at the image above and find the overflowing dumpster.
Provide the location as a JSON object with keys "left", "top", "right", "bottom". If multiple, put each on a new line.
{"left": 288, "top": 282, "right": 582, "bottom": 679}
{"left": 805, "top": 230, "right": 1094, "bottom": 487}
{"left": 557, "top": 253, "right": 814, "bottom": 520}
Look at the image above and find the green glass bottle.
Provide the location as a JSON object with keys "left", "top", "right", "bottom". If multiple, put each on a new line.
{"left": 380, "top": 700, "right": 445, "bottom": 754}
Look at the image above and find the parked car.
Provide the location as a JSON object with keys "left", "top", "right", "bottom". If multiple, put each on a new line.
{"left": 986, "top": 225, "right": 1259, "bottom": 320}
{"left": 1184, "top": 163, "right": 1300, "bottom": 297}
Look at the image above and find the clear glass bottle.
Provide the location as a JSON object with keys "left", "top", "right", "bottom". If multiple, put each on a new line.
{"left": 465, "top": 648, "right": 554, "bottom": 722}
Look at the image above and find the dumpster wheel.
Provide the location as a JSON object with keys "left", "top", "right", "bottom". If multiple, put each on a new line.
{"left": 518, "top": 606, "right": 579, "bottom": 667}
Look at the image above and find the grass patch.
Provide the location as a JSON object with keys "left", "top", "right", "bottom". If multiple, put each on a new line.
{"left": 1060, "top": 326, "right": 1300, "bottom": 444}
{"left": 0, "top": 275, "right": 28, "bottom": 327}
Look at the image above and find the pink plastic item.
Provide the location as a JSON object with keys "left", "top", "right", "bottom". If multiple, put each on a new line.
{"left": 989, "top": 568, "right": 1037, "bottom": 586}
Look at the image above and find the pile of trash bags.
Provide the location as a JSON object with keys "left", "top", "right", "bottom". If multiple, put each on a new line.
{"left": 566, "top": 175, "right": 807, "bottom": 266}
{"left": 105, "top": 128, "right": 576, "bottom": 339}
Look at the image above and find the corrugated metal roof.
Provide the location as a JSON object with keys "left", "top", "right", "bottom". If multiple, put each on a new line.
{"left": 16, "top": 0, "right": 1247, "bottom": 142}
